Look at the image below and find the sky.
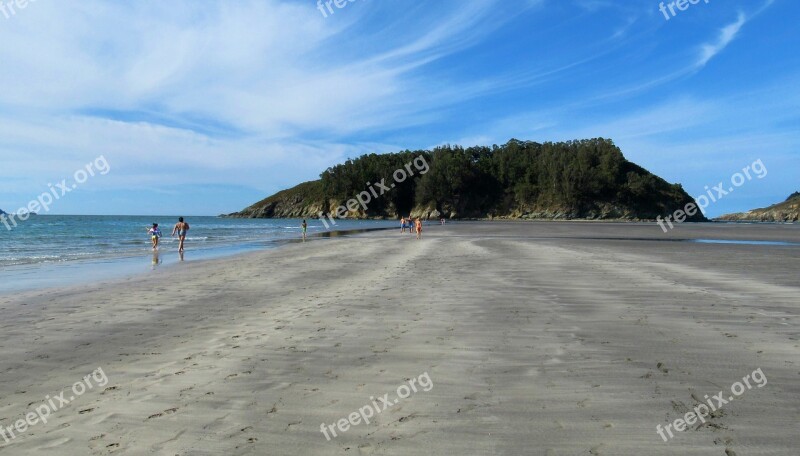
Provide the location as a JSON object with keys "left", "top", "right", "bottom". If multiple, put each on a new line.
{"left": 0, "top": 0, "right": 797, "bottom": 217}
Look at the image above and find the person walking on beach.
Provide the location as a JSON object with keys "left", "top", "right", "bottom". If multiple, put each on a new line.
{"left": 400, "top": 217, "right": 406, "bottom": 233}
{"left": 172, "top": 217, "right": 190, "bottom": 252}
{"left": 301, "top": 219, "right": 308, "bottom": 241}
{"left": 415, "top": 218, "right": 422, "bottom": 239}
{"left": 148, "top": 223, "right": 162, "bottom": 250}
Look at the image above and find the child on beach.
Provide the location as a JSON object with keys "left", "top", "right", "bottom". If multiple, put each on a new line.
{"left": 415, "top": 218, "right": 422, "bottom": 239}
{"left": 148, "top": 223, "right": 163, "bottom": 250}
{"left": 301, "top": 219, "right": 308, "bottom": 241}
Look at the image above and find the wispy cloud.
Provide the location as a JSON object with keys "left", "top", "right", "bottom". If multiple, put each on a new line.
{"left": 696, "top": 12, "right": 747, "bottom": 67}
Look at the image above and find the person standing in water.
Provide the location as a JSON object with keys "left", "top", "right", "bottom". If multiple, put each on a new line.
{"left": 148, "top": 223, "right": 162, "bottom": 250}
{"left": 301, "top": 219, "right": 308, "bottom": 241}
{"left": 172, "top": 217, "right": 190, "bottom": 252}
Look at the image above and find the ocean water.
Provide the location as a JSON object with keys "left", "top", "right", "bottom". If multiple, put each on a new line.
{"left": 0, "top": 215, "right": 395, "bottom": 292}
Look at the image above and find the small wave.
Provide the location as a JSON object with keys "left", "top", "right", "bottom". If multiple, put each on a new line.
{"left": 16, "top": 254, "right": 61, "bottom": 260}
{"left": 0, "top": 255, "right": 65, "bottom": 266}
{"left": 64, "top": 252, "right": 99, "bottom": 257}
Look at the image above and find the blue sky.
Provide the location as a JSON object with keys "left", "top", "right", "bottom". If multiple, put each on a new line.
{"left": 0, "top": 0, "right": 796, "bottom": 217}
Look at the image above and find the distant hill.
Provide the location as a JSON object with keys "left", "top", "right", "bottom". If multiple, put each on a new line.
{"left": 716, "top": 192, "right": 800, "bottom": 222}
{"left": 234, "top": 180, "right": 327, "bottom": 219}
{"left": 228, "top": 138, "right": 706, "bottom": 222}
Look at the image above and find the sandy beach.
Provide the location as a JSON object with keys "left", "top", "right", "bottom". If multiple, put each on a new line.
{"left": 0, "top": 221, "right": 798, "bottom": 455}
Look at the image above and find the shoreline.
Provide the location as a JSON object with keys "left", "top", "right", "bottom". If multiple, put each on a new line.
{"left": 0, "top": 225, "right": 398, "bottom": 294}
{"left": 228, "top": 214, "right": 798, "bottom": 225}
{"left": 3, "top": 220, "right": 798, "bottom": 295}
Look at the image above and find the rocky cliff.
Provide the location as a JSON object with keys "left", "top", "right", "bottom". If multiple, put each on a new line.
{"left": 715, "top": 192, "right": 800, "bottom": 222}
{"left": 231, "top": 181, "right": 327, "bottom": 219}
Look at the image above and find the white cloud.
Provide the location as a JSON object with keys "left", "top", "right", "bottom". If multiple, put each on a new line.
{"left": 696, "top": 12, "right": 747, "bottom": 68}
{"left": 0, "top": 0, "right": 516, "bottom": 200}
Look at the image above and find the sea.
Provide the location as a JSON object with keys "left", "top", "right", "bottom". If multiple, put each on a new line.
{"left": 0, "top": 215, "right": 396, "bottom": 292}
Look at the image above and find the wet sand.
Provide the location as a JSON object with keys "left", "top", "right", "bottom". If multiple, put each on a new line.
{"left": 0, "top": 221, "right": 797, "bottom": 455}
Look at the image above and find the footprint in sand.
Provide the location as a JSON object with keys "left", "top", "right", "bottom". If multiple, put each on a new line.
{"left": 38, "top": 437, "right": 72, "bottom": 449}
{"left": 589, "top": 443, "right": 605, "bottom": 455}
{"left": 397, "top": 414, "right": 417, "bottom": 423}
{"left": 147, "top": 407, "right": 179, "bottom": 420}
{"left": 285, "top": 420, "right": 302, "bottom": 431}
{"left": 457, "top": 404, "right": 477, "bottom": 414}
{"left": 46, "top": 422, "right": 71, "bottom": 433}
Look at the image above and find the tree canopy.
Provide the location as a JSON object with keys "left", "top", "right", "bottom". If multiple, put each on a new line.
{"left": 313, "top": 138, "right": 701, "bottom": 220}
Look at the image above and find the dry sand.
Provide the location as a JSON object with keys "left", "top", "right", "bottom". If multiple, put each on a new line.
{"left": 0, "top": 221, "right": 798, "bottom": 455}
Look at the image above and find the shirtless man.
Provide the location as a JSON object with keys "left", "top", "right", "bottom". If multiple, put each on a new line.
{"left": 171, "top": 217, "right": 190, "bottom": 252}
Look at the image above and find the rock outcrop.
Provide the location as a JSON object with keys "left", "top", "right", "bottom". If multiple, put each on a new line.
{"left": 715, "top": 192, "right": 800, "bottom": 222}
